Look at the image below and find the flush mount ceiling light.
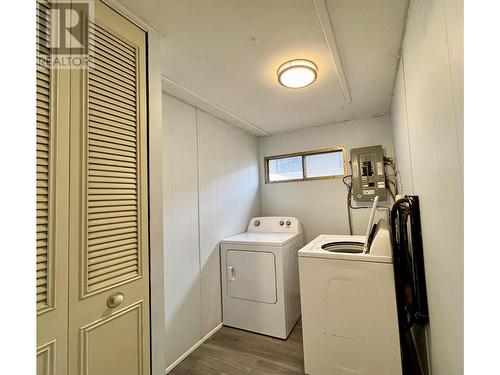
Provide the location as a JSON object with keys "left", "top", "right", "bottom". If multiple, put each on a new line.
{"left": 277, "top": 59, "right": 318, "bottom": 89}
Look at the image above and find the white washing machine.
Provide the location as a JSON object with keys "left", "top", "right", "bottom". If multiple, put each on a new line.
{"left": 298, "top": 219, "right": 402, "bottom": 375}
{"left": 220, "top": 216, "right": 304, "bottom": 339}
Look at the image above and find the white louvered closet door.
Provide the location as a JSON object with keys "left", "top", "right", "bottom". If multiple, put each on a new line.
{"left": 67, "top": 1, "right": 150, "bottom": 375}
{"left": 36, "top": 1, "right": 70, "bottom": 374}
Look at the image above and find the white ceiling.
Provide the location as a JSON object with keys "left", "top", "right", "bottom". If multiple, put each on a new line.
{"left": 115, "top": 0, "right": 409, "bottom": 136}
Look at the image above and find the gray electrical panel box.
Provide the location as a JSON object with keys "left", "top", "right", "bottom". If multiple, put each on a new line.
{"left": 350, "top": 145, "right": 387, "bottom": 201}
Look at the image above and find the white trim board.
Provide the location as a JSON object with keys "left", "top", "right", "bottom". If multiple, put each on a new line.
{"left": 165, "top": 323, "right": 223, "bottom": 374}
{"left": 312, "top": 0, "right": 352, "bottom": 104}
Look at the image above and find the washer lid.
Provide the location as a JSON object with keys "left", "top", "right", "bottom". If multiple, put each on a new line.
{"left": 220, "top": 232, "right": 299, "bottom": 246}
{"left": 298, "top": 234, "right": 392, "bottom": 263}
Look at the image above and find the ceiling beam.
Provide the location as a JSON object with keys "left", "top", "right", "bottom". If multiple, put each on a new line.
{"left": 312, "top": 0, "right": 352, "bottom": 104}
{"left": 161, "top": 75, "right": 271, "bottom": 137}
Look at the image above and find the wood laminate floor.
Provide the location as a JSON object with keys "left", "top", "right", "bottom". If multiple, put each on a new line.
{"left": 169, "top": 320, "right": 305, "bottom": 375}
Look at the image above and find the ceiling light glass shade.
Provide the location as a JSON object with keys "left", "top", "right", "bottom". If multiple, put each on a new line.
{"left": 277, "top": 59, "right": 318, "bottom": 88}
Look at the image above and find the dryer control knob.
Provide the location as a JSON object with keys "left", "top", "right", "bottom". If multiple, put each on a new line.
{"left": 279, "top": 220, "right": 284, "bottom": 226}
{"left": 254, "top": 220, "right": 260, "bottom": 226}
{"left": 286, "top": 220, "right": 291, "bottom": 227}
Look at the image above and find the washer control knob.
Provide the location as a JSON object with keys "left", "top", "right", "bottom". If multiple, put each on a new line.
{"left": 279, "top": 220, "right": 284, "bottom": 226}
{"left": 285, "top": 220, "right": 291, "bottom": 227}
{"left": 254, "top": 220, "right": 260, "bottom": 227}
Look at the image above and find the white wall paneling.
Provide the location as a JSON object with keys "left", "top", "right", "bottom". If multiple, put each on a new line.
{"left": 163, "top": 93, "right": 260, "bottom": 371}
{"left": 197, "top": 110, "right": 261, "bottom": 335}
{"left": 163, "top": 95, "right": 201, "bottom": 367}
{"left": 259, "top": 115, "right": 395, "bottom": 242}
{"left": 390, "top": 0, "right": 463, "bottom": 373}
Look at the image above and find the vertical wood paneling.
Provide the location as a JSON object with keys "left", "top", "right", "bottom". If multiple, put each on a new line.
{"left": 162, "top": 94, "right": 261, "bottom": 368}
{"left": 443, "top": 0, "right": 464, "bottom": 176}
{"left": 391, "top": 0, "right": 463, "bottom": 373}
{"left": 391, "top": 60, "right": 414, "bottom": 195}
{"left": 163, "top": 95, "right": 201, "bottom": 367}
{"left": 197, "top": 110, "right": 260, "bottom": 336}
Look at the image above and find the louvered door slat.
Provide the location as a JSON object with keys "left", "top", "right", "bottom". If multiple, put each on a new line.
{"left": 88, "top": 34, "right": 136, "bottom": 69}
{"left": 88, "top": 210, "right": 138, "bottom": 222}
{"left": 89, "top": 108, "right": 136, "bottom": 129}
{"left": 88, "top": 218, "right": 137, "bottom": 231}
{"left": 37, "top": 269, "right": 47, "bottom": 279}
{"left": 90, "top": 67, "right": 136, "bottom": 96}
{"left": 85, "top": 22, "right": 141, "bottom": 294}
{"left": 89, "top": 134, "right": 136, "bottom": 151}
{"left": 92, "top": 53, "right": 136, "bottom": 83}
{"left": 89, "top": 112, "right": 136, "bottom": 132}
{"left": 90, "top": 45, "right": 136, "bottom": 74}
{"left": 90, "top": 102, "right": 137, "bottom": 123}
{"left": 89, "top": 123, "right": 136, "bottom": 141}
{"left": 88, "top": 204, "right": 137, "bottom": 214}
{"left": 88, "top": 232, "right": 137, "bottom": 248}
{"left": 88, "top": 237, "right": 137, "bottom": 253}
{"left": 89, "top": 32, "right": 136, "bottom": 62}
{"left": 88, "top": 248, "right": 138, "bottom": 265}
{"left": 89, "top": 139, "right": 136, "bottom": 154}
{"left": 36, "top": 0, "right": 52, "bottom": 312}
{"left": 89, "top": 169, "right": 136, "bottom": 179}
{"left": 89, "top": 22, "right": 136, "bottom": 55}
{"left": 89, "top": 86, "right": 136, "bottom": 110}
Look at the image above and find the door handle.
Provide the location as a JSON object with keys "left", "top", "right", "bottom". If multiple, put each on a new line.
{"left": 106, "top": 292, "right": 124, "bottom": 308}
{"left": 228, "top": 266, "right": 235, "bottom": 281}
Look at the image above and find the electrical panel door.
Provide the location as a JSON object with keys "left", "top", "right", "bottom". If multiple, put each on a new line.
{"left": 350, "top": 145, "right": 387, "bottom": 201}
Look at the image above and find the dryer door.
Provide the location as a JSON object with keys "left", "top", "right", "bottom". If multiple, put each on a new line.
{"left": 226, "top": 250, "right": 277, "bottom": 304}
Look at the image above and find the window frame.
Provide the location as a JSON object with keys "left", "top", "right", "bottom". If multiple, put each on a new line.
{"left": 264, "top": 146, "right": 347, "bottom": 184}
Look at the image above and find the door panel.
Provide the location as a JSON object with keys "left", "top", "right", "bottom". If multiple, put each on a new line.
{"left": 36, "top": 0, "right": 70, "bottom": 373}
{"left": 81, "top": 302, "right": 145, "bottom": 375}
{"left": 68, "top": 1, "right": 149, "bottom": 374}
{"left": 226, "top": 250, "right": 277, "bottom": 304}
{"left": 36, "top": 341, "right": 56, "bottom": 375}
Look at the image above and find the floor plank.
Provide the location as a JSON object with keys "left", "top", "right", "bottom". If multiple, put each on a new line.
{"left": 169, "top": 320, "right": 305, "bottom": 375}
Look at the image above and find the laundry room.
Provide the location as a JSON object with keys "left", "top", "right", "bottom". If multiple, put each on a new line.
{"left": 150, "top": 0, "right": 463, "bottom": 373}
{"left": 11, "top": 0, "right": 470, "bottom": 374}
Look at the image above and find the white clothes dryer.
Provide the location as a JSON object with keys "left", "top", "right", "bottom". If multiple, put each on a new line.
{"left": 220, "top": 217, "right": 304, "bottom": 339}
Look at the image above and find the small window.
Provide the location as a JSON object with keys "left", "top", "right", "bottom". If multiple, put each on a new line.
{"left": 305, "top": 152, "right": 344, "bottom": 178}
{"left": 265, "top": 148, "right": 346, "bottom": 183}
{"left": 268, "top": 156, "right": 303, "bottom": 182}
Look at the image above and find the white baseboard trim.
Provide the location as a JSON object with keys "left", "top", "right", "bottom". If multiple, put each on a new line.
{"left": 165, "top": 323, "right": 223, "bottom": 374}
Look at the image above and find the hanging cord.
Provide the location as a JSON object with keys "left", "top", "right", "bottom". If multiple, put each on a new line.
{"left": 384, "top": 157, "right": 399, "bottom": 199}
{"left": 342, "top": 175, "right": 354, "bottom": 234}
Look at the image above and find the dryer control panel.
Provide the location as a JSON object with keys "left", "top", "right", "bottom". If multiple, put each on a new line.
{"left": 247, "top": 217, "right": 301, "bottom": 234}
{"left": 350, "top": 145, "right": 387, "bottom": 201}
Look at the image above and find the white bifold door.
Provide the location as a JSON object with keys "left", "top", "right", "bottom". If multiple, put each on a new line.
{"left": 36, "top": 1, "right": 150, "bottom": 374}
